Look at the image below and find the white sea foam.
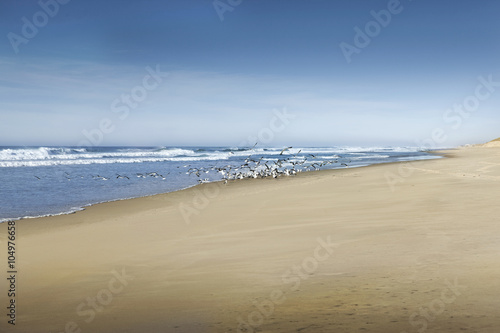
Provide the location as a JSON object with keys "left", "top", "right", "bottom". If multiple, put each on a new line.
{"left": 0, "top": 207, "right": 85, "bottom": 224}
{"left": 0, "top": 147, "right": 207, "bottom": 167}
{"left": 0, "top": 147, "right": 195, "bottom": 160}
{"left": 355, "top": 154, "right": 390, "bottom": 159}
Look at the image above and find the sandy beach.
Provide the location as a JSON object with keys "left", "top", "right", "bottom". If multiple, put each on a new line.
{"left": 2, "top": 142, "right": 500, "bottom": 333}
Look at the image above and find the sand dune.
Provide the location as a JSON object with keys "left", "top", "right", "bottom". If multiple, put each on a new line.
{"left": 481, "top": 137, "right": 500, "bottom": 147}
{"left": 1, "top": 144, "right": 500, "bottom": 332}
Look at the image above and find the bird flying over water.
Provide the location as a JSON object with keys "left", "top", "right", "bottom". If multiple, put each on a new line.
{"left": 279, "top": 147, "right": 293, "bottom": 155}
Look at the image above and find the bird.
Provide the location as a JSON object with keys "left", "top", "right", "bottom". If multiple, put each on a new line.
{"left": 279, "top": 146, "right": 293, "bottom": 155}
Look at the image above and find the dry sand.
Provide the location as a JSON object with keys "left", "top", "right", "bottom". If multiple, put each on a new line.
{"left": 1, "top": 143, "right": 500, "bottom": 333}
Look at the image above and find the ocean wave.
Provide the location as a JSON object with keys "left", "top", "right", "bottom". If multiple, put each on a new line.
{"left": 0, "top": 147, "right": 197, "bottom": 162}
{"left": 0, "top": 147, "right": 88, "bottom": 161}
{"left": 0, "top": 146, "right": 427, "bottom": 168}
{"left": 245, "top": 147, "right": 423, "bottom": 155}
{"left": 0, "top": 154, "right": 234, "bottom": 167}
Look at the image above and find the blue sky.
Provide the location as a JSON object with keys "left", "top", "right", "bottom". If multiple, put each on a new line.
{"left": 1, "top": 0, "right": 499, "bottom": 147}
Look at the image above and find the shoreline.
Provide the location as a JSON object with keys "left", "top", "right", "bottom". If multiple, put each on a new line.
{"left": 2, "top": 144, "right": 500, "bottom": 332}
{"left": 1, "top": 150, "right": 446, "bottom": 225}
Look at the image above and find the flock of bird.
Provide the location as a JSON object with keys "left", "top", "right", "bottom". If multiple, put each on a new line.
{"left": 32, "top": 147, "right": 349, "bottom": 184}
{"left": 192, "top": 149, "right": 347, "bottom": 184}
{"left": 34, "top": 171, "right": 171, "bottom": 181}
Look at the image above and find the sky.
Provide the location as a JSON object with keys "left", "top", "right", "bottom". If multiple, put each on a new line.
{"left": 0, "top": 0, "right": 499, "bottom": 147}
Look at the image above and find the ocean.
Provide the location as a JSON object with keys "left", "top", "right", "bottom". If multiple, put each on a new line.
{"left": 0, "top": 146, "right": 442, "bottom": 222}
